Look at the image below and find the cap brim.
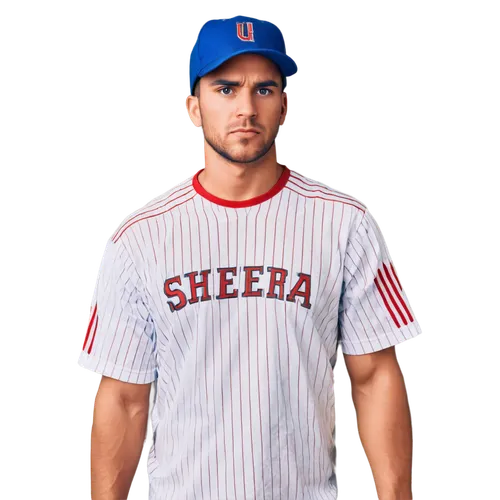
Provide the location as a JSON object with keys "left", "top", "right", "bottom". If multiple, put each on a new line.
{"left": 198, "top": 48, "right": 298, "bottom": 81}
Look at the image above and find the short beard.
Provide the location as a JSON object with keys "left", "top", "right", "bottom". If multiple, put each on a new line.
{"left": 201, "top": 112, "right": 280, "bottom": 164}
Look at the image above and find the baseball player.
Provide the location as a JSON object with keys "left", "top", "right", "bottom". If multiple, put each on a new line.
{"left": 79, "top": 14, "right": 423, "bottom": 500}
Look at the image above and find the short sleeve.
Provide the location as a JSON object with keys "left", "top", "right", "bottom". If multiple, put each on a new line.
{"left": 78, "top": 236, "right": 158, "bottom": 383}
{"left": 338, "top": 208, "right": 422, "bottom": 355}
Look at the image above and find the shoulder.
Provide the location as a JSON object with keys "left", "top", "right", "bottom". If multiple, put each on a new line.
{"left": 287, "top": 168, "right": 368, "bottom": 214}
{"left": 110, "top": 173, "right": 195, "bottom": 243}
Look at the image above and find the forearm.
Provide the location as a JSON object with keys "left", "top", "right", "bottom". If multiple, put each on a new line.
{"left": 90, "top": 391, "right": 149, "bottom": 500}
{"left": 351, "top": 364, "right": 413, "bottom": 500}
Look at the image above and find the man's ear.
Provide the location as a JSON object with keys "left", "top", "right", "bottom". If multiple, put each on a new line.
{"left": 279, "top": 91, "right": 288, "bottom": 126}
{"left": 186, "top": 95, "right": 202, "bottom": 127}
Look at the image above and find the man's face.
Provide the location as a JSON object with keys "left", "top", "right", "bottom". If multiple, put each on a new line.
{"left": 195, "top": 53, "right": 287, "bottom": 164}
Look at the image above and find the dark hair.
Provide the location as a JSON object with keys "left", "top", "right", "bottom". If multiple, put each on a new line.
{"left": 193, "top": 78, "right": 201, "bottom": 97}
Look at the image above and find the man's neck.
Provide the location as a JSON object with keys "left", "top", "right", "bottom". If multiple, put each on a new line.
{"left": 197, "top": 162, "right": 284, "bottom": 202}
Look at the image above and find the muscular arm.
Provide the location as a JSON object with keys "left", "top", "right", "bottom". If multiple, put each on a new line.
{"left": 90, "top": 375, "right": 152, "bottom": 500}
{"left": 344, "top": 346, "right": 413, "bottom": 500}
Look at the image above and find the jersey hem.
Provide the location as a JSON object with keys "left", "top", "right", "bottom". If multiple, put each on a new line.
{"left": 78, "top": 351, "right": 156, "bottom": 384}
{"left": 339, "top": 320, "right": 422, "bottom": 355}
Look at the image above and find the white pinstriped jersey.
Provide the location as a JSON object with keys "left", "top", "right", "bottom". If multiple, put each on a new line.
{"left": 78, "top": 165, "right": 422, "bottom": 500}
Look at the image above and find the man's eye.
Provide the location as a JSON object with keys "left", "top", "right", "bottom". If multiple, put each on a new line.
{"left": 220, "top": 87, "right": 233, "bottom": 95}
{"left": 258, "top": 89, "right": 272, "bottom": 96}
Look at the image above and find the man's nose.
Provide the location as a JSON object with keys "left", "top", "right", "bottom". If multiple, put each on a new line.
{"left": 236, "top": 88, "right": 257, "bottom": 118}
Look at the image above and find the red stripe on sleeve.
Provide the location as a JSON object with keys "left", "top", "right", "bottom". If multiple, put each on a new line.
{"left": 383, "top": 262, "right": 414, "bottom": 323}
{"left": 374, "top": 276, "right": 401, "bottom": 328}
{"left": 377, "top": 268, "right": 408, "bottom": 326}
{"left": 87, "top": 312, "right": 98, "bottom": 354}
{"left": 390, "top": 262, "right": 403, "bottom": 291}
{"left": 82, "top": 304, "right": 97, "bottom": 351}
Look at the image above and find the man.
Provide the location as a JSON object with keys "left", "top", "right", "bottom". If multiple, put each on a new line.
{"left": 79, "top": 14, "right": 422, "bottom": 500}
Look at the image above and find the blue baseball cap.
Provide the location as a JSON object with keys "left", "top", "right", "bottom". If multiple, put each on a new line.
{"left": 189, "top": 15, "right": 298, "bottom": 96}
